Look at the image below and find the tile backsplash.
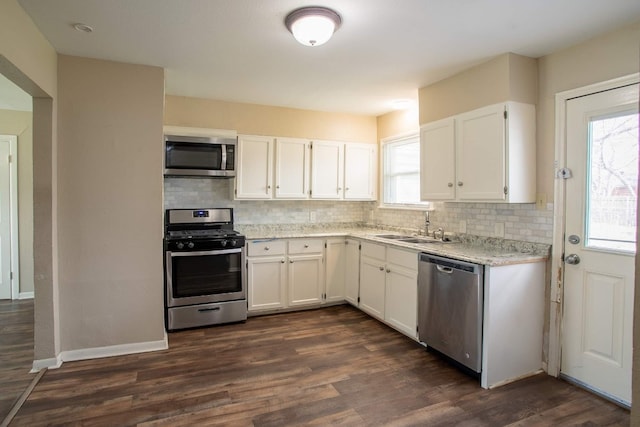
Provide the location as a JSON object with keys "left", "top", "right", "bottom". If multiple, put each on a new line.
{"left": 164, "top": 178, "right": 553, "bottom": 244}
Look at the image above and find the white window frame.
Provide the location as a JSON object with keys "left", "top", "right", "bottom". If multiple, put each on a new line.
{"left": 379, "top": 131, "right": 430, "bottom": 209}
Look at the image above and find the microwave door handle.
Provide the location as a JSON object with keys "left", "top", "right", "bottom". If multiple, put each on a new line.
{"left": 221, "top": 145, "right": 227, "bottom": 171}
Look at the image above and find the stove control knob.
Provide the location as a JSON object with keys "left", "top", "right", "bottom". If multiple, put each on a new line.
{"left": 187, "top": 241, "right": 195, "bottom": 249}
{"left": 220, "top": 239, "right": 228, "bottom": 248}
{"left": 229, "top": 239, "right": 237, "bottom": 247}
{"left": 176, "top": 242, "right": 185, "bottom": 250}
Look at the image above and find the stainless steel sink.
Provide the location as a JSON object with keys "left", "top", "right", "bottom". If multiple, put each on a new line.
{"left": 374, "top": 234, "right": 409, "bottom": 239}
{"left": 398, "top": 237, "right": 441, "bottom": 244}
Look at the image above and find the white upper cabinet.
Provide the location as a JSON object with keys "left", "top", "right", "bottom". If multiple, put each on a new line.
{"left": 420, "top": 118, "right": 456, "bottom": 200}
{"left": 310, "top": 140, "right": 344, "bottom": 199}
{"left": 344, "top": 143, "right": 376, "bottom": 200}
{"left": 420, "top": 102, "right": 535, "bottom": 203}
{"left": 236, "top": 135, "right": 274, "bottom": 199}
{"left": 311, "top": 140, "right": 377, "bottom": 200}
{"left": 275, "top": 137, "right": 310, "bottom": 199}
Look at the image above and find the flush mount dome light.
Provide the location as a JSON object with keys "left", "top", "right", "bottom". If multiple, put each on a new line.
{"left": 285, "top": 6, "right": 342, "bottom": 47}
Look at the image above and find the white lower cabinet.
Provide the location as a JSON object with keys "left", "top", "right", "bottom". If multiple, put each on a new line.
{"left": 359, "top": 244, "right": 387, "bottom": 320}
{"left": 384, "top": 248, "right": 418, "bottom": 339}
{"left": 247, "top": 240, "right": 287, "bottom": 311}
{"left": 247, "top": 238, "right": 324, "bottom": 313}
{"left": 287, "top": 239, "right": 324, "bottom": 307}
{"left": 359, "top": 242, "right": 418, "bottom": 338}
{"left": 325, "top": 238, "right": 347, "bottom": 303}
{"left": 344, "top": 239, "right": 361, "bottom": 305}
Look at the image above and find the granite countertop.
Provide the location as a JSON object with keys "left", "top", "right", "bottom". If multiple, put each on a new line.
{"left": 236, "top": 223, "right": 550, "bottom": 267}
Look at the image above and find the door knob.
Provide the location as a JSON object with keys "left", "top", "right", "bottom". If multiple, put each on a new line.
{"left": 565, "top": 254, "right": 580, "bottom": 265}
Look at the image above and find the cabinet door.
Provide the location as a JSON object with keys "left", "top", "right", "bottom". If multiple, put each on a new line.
{"left": 325, "top": 238, "right": 346, "bottom": 303}
{"left": 275, "top": 137, "right": 310, "bottom": 199}
{"left": 456, "top": 105, "right": 506, "bottom": 201}
{"left": 236, "top": 135, "right": 273, "bottom": 199}
{"left": 344, "top": 239, "right": 360, "bottom": 306}
{"left": 385, "top": 264, "right": 418, "bottom": 339}
{"left": 288, "top": 254, "right": 324, "bottom": 307}
{"left": 310, "top": 140, "right": 344, "bottom": 199}
{"left": 359, "top": 256, "right": 386, "bottom": 320}
{"left": 247, "top": 256, "right": 286, "bottom": 311}
{"left": 420, "top": 118, "right": 456, "bottom": 200}
{"left": 344, "top": 143, "right": 376, "bottom": 200}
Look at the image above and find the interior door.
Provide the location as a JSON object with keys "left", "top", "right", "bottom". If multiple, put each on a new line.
{"left": 561, "top": 83, "right": 638, "bottom": 406}
{"left": 0, "top": 135, "right": 14, "bottom": 299}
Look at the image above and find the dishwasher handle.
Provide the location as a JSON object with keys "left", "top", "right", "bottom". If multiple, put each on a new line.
{"left": 436, "top": 264, "right": 454, "bottom": 274}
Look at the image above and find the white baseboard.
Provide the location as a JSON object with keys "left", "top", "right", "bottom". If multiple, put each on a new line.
{"left": 31, "top": 355, "right": 62, "bottom": 372}
{"left": 61, "top": 335, "right": 168, "bottom": 363}
{"left": 18, "top": 292, "right": 34, "bottom": 300}
{"left": 30, "top": 333, "right": 168, "bottom": 372}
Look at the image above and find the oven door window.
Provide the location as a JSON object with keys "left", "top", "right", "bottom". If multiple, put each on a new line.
{"left": 171, "top": 251, "right": 242, "bottom": 298}
{"left": 166, "top": 142, "right": 223, "bottom": 170}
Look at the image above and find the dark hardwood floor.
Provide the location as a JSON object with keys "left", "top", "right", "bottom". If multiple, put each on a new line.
{"left": 11, "top": 305, "right": 630, "bottom": 426}
{"left": 0, "top": 299, "right": 35, "bottom": 423}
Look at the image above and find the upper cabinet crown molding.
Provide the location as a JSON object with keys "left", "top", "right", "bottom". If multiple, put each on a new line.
{"left": 420, "top": 101, "right": 536, "bottom": 203}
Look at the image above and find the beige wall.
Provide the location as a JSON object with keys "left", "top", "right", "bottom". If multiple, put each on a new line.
{"left": 0, "top": 0, "right": 58, "bottom": 361}
{"left": 57, "top": 55, "right": 165, "bottom": 350}
{"left": 165, "top": 95, "right": 377, "bottom": 143}
{"left": 537, "top": 21, "right": 640, "bottom": 199}
{"left": 419, "top": 53, "right": 537, "bottom": 124}
{"left": 376, "top": 108, "right": 420, "bottom": 141}
{"left": 0, "top": 108, "right": 34, "bottom": 294}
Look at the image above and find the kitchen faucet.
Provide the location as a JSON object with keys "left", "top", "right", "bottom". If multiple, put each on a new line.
{"left": 424, "top": 211, "right": 431, "bottom": 236}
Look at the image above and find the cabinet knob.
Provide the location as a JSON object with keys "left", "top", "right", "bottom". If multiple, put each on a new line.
{"left": 448, "top": 182, "right": 453, "bottom": 187}
{"left": 267, "top": 185, "right": 271, "bottom": 190}
{"left": 289, "top": 260, "right": 294, "bottom": 263}
{"left": 346, "top": 187, "right": 349, "bottom": 191}
{"left": 379, "top": 266, "right": 384, "bottom": 271}
{"left": 276, "top": 185, "right": 280, "bottom": 189}
{"left": 457, "top": 181, "right": 463, "bottom": 187}
{"left": 304, "top": 244, "right": 309, "bottom": 248}
{"left": 338, "top": 187, "right": 342, "bottom": 191}
{"left": 386, "top": 268, "right": 391, "bottom": 273}
{"left": 281, "top": 260, "right": 285, "bottom": 263}
{"left": 264, "top": 246, "right": 270, "bottom": 251}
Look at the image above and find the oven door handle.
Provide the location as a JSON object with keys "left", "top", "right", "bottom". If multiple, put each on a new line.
{"left": 169, "top": 248, "right": 242, "bottom": 257}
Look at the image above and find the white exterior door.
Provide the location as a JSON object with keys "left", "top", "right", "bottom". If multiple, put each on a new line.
{"left": 0, "top": 135, "right": 16, "bottom": 300}
{"left": 561, "top": 83, "right": 638, "bottom": 406}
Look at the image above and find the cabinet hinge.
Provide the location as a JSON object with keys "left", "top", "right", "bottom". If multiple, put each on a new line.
{"left": 309, "top": 190, "right": 312, "bottom": 196}
{"left": 245, "top": 261, "right": 248, "bottom": 269}
{"left": 10, "top": 271, "right": 13, "bottom": 280}
{"left": 325, "top": 243, "right": 327, "bottom": 248}
{"left": 310, "top": 142, "right": 313, "bottom": 149}
{"left": 358, "top": 244, "right": 362, "bottom": 250}
{"left": 357, "top": 297, "right": 360, "bottom": 303}
{"left": 234, "top": 188, "right": 237, "bottom": 195}
{"left": 504, "top": 186, "right": 508, "bottom": 195}
{"left": 8, "top": 155, "right": 12, "bottom": 163}
{"left": 503, "top": 110, "right": 508, "bottom": 120}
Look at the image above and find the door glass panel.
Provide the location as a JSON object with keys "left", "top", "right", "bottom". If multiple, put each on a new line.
{"left": 586, "top": 111, "right": 639, "bottom": 252}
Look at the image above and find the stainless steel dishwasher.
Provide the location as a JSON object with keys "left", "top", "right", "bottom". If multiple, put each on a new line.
{"left": 418, "top": 253, "right": 484, "bottom": 373}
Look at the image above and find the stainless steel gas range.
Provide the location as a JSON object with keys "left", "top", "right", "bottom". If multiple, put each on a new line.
{"left": 164, "top": 208, "right": 247, "bottom": 331}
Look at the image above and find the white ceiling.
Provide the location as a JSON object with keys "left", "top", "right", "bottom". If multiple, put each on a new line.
{"left": 14, "top": 0, "right": 640, "bottom": 116}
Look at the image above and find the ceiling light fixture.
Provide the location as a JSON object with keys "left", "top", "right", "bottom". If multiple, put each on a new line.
{"left": 285, "top": 6, "right": 342, "bottom": 47}
{"left": 72, "top": 23, "right": 93, "bottom": 33}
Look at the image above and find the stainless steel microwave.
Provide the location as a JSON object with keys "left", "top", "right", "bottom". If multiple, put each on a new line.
{"left": 164, "top": 134, "right": 237, "bottom": 177}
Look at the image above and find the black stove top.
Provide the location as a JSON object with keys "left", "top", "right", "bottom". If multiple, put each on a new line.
{"left": 165, "top": 208, "right": 245, "bottom": 251}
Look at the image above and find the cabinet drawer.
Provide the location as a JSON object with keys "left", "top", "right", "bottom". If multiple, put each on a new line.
{"left": 387, "top": 247, "right": 418, "bottom": 270}
{"left": 288, "top": 239, "right": 324, "bottom": 254}
{"left": 361, "top": 242, "right": 386, "bottom": 260}
{"left": 247, "top": 240, "right": 286, "bottom": 257}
